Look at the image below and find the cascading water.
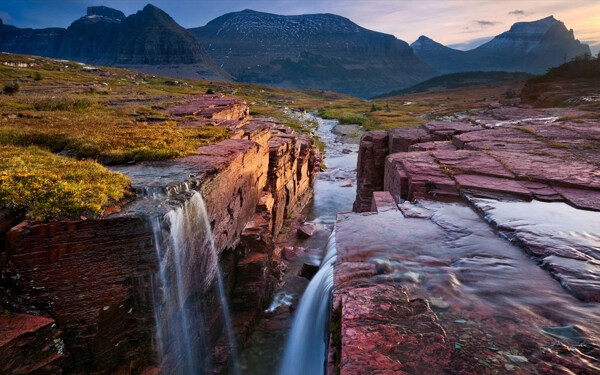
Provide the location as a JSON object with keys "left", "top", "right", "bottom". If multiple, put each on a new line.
{"left": 151, "top": 191, "right": 239, "bottom": 374}
{"left": 278, "top": 230, "right": 338, "bottom": 375}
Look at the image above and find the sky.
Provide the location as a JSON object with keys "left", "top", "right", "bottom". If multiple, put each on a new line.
{"left": 1, "top": 0, "right": 599, "bottom": 54}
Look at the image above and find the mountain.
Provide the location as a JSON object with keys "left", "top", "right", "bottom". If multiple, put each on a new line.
{"left": 190, "top": 10, "right": 436, "bottom": 97}
{"left": 0, "top": 5, "right": 230, "bottom": 81}
{"left": 412, "top": 16, "right": 591, "bottom": 75}
{"left": 374, "top": 71, "right": 532, "bottom": 98}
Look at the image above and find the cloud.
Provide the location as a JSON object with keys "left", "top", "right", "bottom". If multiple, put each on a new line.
{"left": 476, "top": 20, "right": 500, "bottom": 27}
{"left": 463, "top": 19, "right": 501, "bottom": 32}
{"left": 508, "top": 9, "right": 533, "bottom": 17}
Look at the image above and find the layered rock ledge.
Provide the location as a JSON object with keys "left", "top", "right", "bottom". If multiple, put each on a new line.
{"left": 330, "top": 196, "right": 600, "bottom": 374}
{"left": 338, "top": 103, "right": 600, "bottom": 374}
{"left": 354, "top": 105, "right": 600, "bottom": 301}
{"left": 0, "top": 95, "right": 320, "bottom": 374}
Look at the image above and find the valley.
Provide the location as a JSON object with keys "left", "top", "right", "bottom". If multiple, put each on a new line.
{"left": 0, "top": 2, "right": 599, "bottom": 375}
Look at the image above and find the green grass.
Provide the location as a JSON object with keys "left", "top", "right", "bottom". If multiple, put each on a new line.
{"left": 0, "top": 145, "right": 132, "bottom": 220}
{"left": 0, "top": 52, "right": 523, "bottom": 220}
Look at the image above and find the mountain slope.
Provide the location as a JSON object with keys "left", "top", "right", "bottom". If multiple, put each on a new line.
{"left": 0, "top": 5, "right": 230, "bottom": 81}
{"left": 374, "top": 71, "right": 532, "bottom": 98}
{"left": 190, "top": 10, "right": 436, "bottom": 97}
{"left": 412, "top": 16, "right": 590, "bottom": 74}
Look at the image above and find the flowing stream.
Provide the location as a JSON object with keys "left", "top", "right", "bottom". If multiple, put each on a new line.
{"left": 151, "top": 192, "right": 239, "bottom": 374}
{"left": 278, "top": 231, "right": 337, "bottom": 375}
{"left": 239, "top": 114, "right": 359, "bottom": 374}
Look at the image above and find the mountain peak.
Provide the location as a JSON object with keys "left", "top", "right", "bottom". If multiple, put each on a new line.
{"left": 141, "top": 4, "right": 165, "bottom": 15}
{"left": 86, "top": 6, "right": 125, "bottom": 20}
{"left": 508, "top": 15, "right": 560, "bottom": 35}
{"left": 413, "top": 15, "right": 590, "bottom": 75}
{"left": 411, "top": 35, "right": 446, "bottom": 50}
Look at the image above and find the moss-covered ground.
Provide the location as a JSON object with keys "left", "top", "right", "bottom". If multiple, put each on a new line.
{"left": 0, "top": 52, "right": 526, "bottom": 219}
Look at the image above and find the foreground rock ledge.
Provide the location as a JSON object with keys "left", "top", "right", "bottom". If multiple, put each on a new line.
{"left": 330, "top": 197, "right": 600, "bottom": 374}
{"left": 340, "top": 102, "right": 600, "bottom": 374}
{"left": 0, "top": 94, "right": 320, "bottom": 374}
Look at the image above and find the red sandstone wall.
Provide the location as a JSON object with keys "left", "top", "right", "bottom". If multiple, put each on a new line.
{"left": 1, "top": 111, "right": 319, "bottom": 374}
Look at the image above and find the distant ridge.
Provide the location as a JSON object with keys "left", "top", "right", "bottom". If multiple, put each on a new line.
{"left": 374, "top": 71, "right": 533, "bottom": 98}
{"left": 411, "top": 16, "right": 591, "bottom": 75}
{"left": 190, "top": 10, "right": 436, "bottom": 98}
{"left": 0, "top": 4, "right": 230, "bottom": 81}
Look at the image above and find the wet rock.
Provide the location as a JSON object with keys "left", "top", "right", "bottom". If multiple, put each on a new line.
{"left": 333, "top": 202, "right": 600, "bottom": 374}
{"left": 370, "top": 191, "right": 399, "bottom": 213}
{"left": 299, "top": 263, "right": 320, "bottom": 280}
{"left": 541, "top": 325, "right": 583, "bottom": 342}
{"left": 428, "top": 297, "right": 449, "bottom": 310}
{"left": 297, "top": 223, "right": 317, "bottom": 238}
{"left": 3, "top": 94, "right": 321, "bottom": 374}
{"left": 283, "top": 246, "right": 296, "bottom": 260}
{"left": 369, "top": 257, "right": 394, "bottom": 274}
{"left": 0, "top": 313, "right": 66, "bottom": 374}
{"left": 336, "top": 284, "right": 451, "bottom": 375}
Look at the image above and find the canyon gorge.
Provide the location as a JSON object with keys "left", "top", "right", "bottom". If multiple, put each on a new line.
{"left": 0, "top": 3, "right": 599, "bottom": 374}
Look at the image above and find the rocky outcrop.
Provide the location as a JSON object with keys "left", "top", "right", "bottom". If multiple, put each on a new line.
{"left": 352, "top": 130, "right": 388, "bottom": 212}
{"left": 354, "top": 107, "right": 600, "bottom": 211}
{"left": 353, "top": 105, "right": 600, "bottom": 302}
{"left": 1, "top": 95, "right": 320, "bottom": 374}
{"left": 0, "top": 313, "right": 66, "bottom": 374}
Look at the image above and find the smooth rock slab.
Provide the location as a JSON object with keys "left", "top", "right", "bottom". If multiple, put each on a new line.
{"left": 332, "top": 202, "right": 600, "bottom": 374}
{"left": 468, "top": 198, "right": 600, "bottom": 302}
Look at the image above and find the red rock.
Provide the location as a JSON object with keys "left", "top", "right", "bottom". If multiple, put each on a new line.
{"left": 370, "top": 191, "right": 399, "bottom": 213}
{"left": 353, "top": 130, "right": 389, "bottom": 212}
{"left": 3, "top": 96, "right": 320, "bottom": 374}
{"left": 454, "top": 174, "right": 532, "bottom": 199}
{"left": 554, "top": 187, "right": 600, "bottom": 211}
{"left": 421, "top": 121, "right": 483, "bottom": 139}
{"left": 337, "top": 284, "right": 450, "bottom": 375}
{"left": 388, "top": 127, "right": 433, "bottom": 153}
{"left": 408, "top": 141, "right": 457, "bottom": 152}
{"left": 433, "top": 150, "right": 515, "bottom": 179}
{"left": 283, "top": 246, "right": 296, "bottom": 260}
{"left": 489, "top": 151, "right": 600, "bottom": 191}
{"left": 385, "top": 152, "right": 458, "bottom": 201}
{"left": 0, "top": 313, "right": 65, "bottom": 374}
{"left": 165, "top": 94, "right": 249, "bottom": 122}
{"left": 297, "top": 223, "right": 316, "bottom": 238}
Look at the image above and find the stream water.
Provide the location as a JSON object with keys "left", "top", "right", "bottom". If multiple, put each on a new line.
{"left": 239, "top": 114, "right": 358, "bottom": 374}
{"left": 151, "top": 192, "right": 239, "bottom": 374}
{"left": 278, "top": 231, "right": 338, "bottom": 375}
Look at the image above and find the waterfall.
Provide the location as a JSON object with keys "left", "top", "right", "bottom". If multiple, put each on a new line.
{"left": 151, "top": 191, "right": 238, "bottom": 374}
{"left": 278, "top": 230, "right": 338, "bottom": 375}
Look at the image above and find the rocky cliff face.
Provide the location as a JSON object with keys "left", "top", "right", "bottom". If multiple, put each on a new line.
{"left": 190, "top": 10, "right": 435, "bottom": 98}
{"left": 0, "top": 5, "right": 230, "bottom": 81}
{"left": 0, "top": 95, "right": 320, "bottom": 374}
{"left": 412, "top": 16, "right": 591, "bottom": 74}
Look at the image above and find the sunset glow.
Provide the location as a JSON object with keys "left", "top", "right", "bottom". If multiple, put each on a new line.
{"left": 2, "top": 0, "right": 598, "bottom": 53}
